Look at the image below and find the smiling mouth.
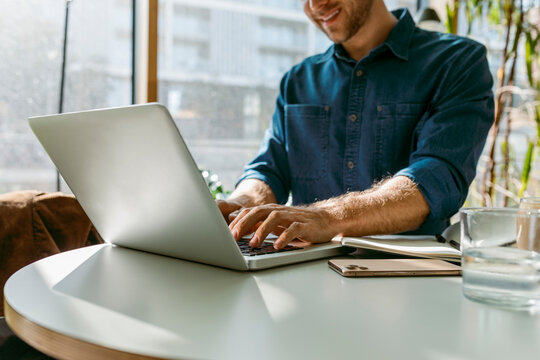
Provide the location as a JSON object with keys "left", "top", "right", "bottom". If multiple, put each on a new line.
{"left": 319, "top": 9, "right": 340, "bottom": 23}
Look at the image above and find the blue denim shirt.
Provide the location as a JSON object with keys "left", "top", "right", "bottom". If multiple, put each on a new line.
{"left": 238, "top": 9, "right": 494, "bottom": 235}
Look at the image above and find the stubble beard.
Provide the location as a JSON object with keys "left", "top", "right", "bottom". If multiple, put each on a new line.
{"left": 319, "top": 0, "right": 374, "bottom": 44}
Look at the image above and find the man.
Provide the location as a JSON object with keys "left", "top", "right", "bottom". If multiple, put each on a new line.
{"left": 217, "top": 0, "right": 494, "bottom": 250}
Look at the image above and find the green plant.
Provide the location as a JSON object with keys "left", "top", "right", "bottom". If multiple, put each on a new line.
{"left": 200, "top": 169, "right": 229, "bottom": 199}
{"left": 446, "top": 0, "right": 540, "bottom": 206}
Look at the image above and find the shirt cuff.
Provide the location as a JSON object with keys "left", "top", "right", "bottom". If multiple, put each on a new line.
{"left": 395, "top": 157, "right": 464, "bottom": 221}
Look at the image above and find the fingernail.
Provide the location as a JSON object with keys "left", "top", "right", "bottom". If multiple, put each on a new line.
{"left": 274, "top": 242, "right": 281, "bottom": 250}
{"left": 232, "top": 229, "right": 239, "bottom": 240}
{"left": 250, "top": 235, "right": 259, "bottom": 247}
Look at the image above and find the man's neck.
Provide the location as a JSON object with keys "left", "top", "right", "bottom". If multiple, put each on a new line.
{"left": 341, "top": 2, "right": 398, "bottom": 61}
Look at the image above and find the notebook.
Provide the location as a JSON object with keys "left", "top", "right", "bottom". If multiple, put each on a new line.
{"left": 339, "top": 222, "right": 462, "bottom": 262}
{"left": 28, "top": 103, "right": 348, "bottom": 270}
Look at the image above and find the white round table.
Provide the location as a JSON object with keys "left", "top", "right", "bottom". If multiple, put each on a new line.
{"left": 4, "top": 244, "right": 540, "bottom": 359}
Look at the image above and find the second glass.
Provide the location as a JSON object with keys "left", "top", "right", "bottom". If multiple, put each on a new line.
{"left": 460, "top": 208, "right": 540, "bottom": 308}
{"left": 518, "top": 197, "right": 540, "bottom": 252}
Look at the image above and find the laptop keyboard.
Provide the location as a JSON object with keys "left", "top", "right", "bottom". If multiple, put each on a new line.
{"left": 237, "top": 239, "right": 301, "bottom": 256}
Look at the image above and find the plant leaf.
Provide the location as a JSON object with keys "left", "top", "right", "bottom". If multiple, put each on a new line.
{"left": 446, "top": 3, "right": 455, "bottom": 34}
{"left": 519, "top": 140, "right": 534, "bottom": 197}
{"left": 466, "top": 0, "right": 473, "bottom": 35}
{"left": 488, "top": 0, "right": 501, "bottom": 26}
{"left": 525, "top": 30, "right": 534, "bottom": 87}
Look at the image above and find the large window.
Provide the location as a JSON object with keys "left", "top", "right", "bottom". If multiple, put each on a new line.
{"left": 157, "top": 0, "right": 419, "bottom": 191}
{"left": 0, "top": 0, "right": 420, "bottom": 193}
{"left": 0, "top": 0, "right": 133, "bottom": 193}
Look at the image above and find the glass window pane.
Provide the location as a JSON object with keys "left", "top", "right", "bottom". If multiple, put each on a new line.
{"left": 0, "top": 0, "right": 133, "bottom": 193}
{"left": 157, "top": 1, "right": 419, "bottom": 191}
{"left": 158, "top": 0, "right": 330, "bottom": 191}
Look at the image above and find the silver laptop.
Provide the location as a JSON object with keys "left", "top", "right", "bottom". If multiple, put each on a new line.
{"left": 29, "top": 103, "right": 348, "bottom": 270}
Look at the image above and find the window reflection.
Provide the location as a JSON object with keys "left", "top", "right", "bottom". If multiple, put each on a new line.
{"left": 0, "top": 0, "right": 133, "bottom": 192}
{"left": 158, "top": 0, "right": 332, "bottom": 190}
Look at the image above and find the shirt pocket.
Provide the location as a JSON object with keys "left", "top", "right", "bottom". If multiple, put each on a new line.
{"left": 374, "top": 103, "right": 426, "bottom": 179}
{"left": 284, "top": 104, "right": 330, "bottom": 182}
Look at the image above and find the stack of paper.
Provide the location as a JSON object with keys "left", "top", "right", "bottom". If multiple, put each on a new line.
{"left": 340, "top": 235, "right": 461, "bottom": 262}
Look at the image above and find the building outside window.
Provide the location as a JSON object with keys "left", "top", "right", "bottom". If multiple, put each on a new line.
{"left": 0, "top": 0, "right": 419, "bottom": 193}
{"left": 157, "top": 0, "right": 419, "bottom": 191}
{"left": 0, "top": 0, "right": 133, "bottom": 193}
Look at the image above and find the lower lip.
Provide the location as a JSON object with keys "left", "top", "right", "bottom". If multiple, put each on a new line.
{"left": 321, "top": 10, "right": 340, "bottom": 27}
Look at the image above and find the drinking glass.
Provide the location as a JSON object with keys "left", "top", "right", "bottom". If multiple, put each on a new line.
{"left": 518, "top": 197, "right": 540, "bottom": 252}
{"left": 460, "top": 208, "right": 540, "bottom": 307}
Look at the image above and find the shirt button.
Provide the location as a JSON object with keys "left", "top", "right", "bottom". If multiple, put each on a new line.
{"left": 349, "top": 114, "right": 357, "bottom": 122}
{"left": 377, "top": 105, "right": 383, "bottom": 112}
{"left": 356, "top": 70, "right": 363, "bottom": 77}
{"left": 324, "top": 105, "right": 330, "bottom": 111}
{"left": 347, "top": 161, "right": 355, "bottom": 169}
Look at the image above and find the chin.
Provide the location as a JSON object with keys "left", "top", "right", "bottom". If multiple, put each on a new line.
{"left": 327, "top": 34, "right": 347, "bottom": 44}
{"left": 320, "top": 29, "right": 344, "bottom": 44}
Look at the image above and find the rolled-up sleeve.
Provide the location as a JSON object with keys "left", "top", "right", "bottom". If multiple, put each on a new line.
{"left": 236, "top": 74, "right": 292, "bottom": 204}
{"left": 395, "top": 43, "right": 494, "bottom": 221}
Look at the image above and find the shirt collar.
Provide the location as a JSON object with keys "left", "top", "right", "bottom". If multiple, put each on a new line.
{"left": 384, "top": 8, "right": 415, "bottom": 61}
{"left": 316, "top": 8, "right": 416, "bottom": 63}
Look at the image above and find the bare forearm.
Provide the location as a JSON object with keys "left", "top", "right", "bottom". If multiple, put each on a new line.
{"left": 228, "top": 179, "right": 277, "bottom": 207}
{"left": 311, "top": 176, "right": 430, "bottom": 236}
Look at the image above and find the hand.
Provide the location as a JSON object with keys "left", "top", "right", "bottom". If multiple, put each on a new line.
{"left": 216, "top": 199, "right": 245, "bottom": 224}
{"left": 228, "top": 204, "right": 338, "bottom": 249}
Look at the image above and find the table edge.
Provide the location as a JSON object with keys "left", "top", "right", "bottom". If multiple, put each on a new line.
{"left": 4, "top": 298, "right": 169, "bottom": 360}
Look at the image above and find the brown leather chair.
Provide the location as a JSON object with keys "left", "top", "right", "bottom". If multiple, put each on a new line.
{"left": 0, "top": 191, "right": 102, "bottom": 316}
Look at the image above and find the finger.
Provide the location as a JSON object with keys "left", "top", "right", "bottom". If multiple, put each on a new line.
{"left": 274, "top": 222, "right": 304, "bottom": 249}
{"left": 233, "top": 208, "right": 270, "bottom": 242}
{"left": 231, "top": 207, "right": 273, "bottom": 242}
{"left": 271, "top": 226, "right": 286, "bottom": 237}
{"left": 228, "top": 207, "right": 251, "bottom": 231}
{"left": 228, "top": 209, "right": 241, "bottom": 222}
{"left": 230, "top": 217, "right": 262, "bottom": 237}
{"left": 250, "top": 221, "right": 263, "bottom": 235}
{"left": 251, "top": 211, "right": 290, "bottom": 247}
{"left": 244, "top": 222, "right": 264, "bottom": 243}
{"left": 228, "top": 208, "right": 252, "bottom": 240}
